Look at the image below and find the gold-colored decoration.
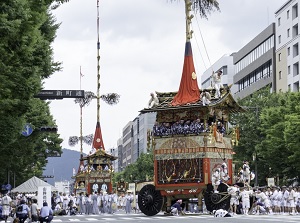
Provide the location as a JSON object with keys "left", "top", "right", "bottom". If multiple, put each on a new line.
{"left": 183, "top": 169, "right": 190, "bottom": 178}
{"left": 192, "top": 72, "right": 197, "bottom": 80}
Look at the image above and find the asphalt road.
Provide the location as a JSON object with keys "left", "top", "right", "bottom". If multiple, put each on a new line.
{"left": 3, "top": 212, "right": 300, "bottom": 223}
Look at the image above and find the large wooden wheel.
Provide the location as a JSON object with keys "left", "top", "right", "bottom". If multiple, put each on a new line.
{"left": 138, "top": 184, "right": 163, "bottom": 216}
{"left": 204, "top": 183, "right": 231, "bottom": 212}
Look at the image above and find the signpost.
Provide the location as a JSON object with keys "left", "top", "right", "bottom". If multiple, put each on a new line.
{"left": 35, "top": 90, "right": 85, "bottom": 100}
{"left": 21, "top": 123, "right": 33, "bottom": 137}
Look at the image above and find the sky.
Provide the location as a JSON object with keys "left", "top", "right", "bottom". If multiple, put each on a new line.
{"left": 44, "top": 0, "right": 287, "bottom": 155}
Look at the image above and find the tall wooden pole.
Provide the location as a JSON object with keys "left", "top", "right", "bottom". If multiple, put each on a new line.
{"left": 96, "top": 0, "right": 101, "bottom": 123}
{"left": 185, "top": 0, "right": 194, "bottom": 42}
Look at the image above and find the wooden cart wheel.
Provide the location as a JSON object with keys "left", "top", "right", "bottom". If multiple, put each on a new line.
{"left": 138, "top": 184, "right": 163, "bottom": 216}
{"left": 204, "top": 183, "right": 231, "bottom": 212}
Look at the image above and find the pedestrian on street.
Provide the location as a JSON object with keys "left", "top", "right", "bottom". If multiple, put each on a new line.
{"left": 1, "top": 192, "right": 12, "bottom": 223}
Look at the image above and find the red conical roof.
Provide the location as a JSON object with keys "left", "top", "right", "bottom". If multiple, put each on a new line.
{"left": 171, "top": 41, "right": 200, "bottom": 106}
{"left": 92, "top": 121, "right": 105, "bottom": 150}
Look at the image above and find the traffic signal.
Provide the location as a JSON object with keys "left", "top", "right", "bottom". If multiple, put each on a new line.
{"left": 40, "top": 126, "right": 58, "bottom": 132}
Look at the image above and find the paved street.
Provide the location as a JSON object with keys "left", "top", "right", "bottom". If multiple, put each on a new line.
{"left": 3, "top": 212, "right": 300, "bottom": 223}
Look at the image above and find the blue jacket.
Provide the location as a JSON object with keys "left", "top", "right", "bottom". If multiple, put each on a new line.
{"left": 171, "top": 202, "right": 182, "bottom": 211}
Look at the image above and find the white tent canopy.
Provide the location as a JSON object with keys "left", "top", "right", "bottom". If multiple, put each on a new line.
{"left": 11, "top": 176, "right": 57, "bottom": 193}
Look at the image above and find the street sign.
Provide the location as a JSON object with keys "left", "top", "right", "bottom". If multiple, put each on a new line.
{"left": 21, "top": 123, "right": 33, "bottom": 136}
{"left": 35, "top": 90, "right": 85, "bottom": 100}
{"left": 41, "top": 175, "right": 54, "bottom": 178}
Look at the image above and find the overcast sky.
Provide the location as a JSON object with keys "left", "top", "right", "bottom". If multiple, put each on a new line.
{"left": 44, "top": 0, "right": 287, "bottom": 154}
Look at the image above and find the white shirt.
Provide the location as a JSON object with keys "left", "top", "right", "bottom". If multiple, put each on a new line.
{"left": 214, "top": 209, "right": 228, "bottom": 217}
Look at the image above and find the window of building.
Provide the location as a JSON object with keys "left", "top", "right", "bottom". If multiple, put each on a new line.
{"left": 293, "top": 23, "right": 298, "bottom": 38}
{"left": 293, "top": 62, "right": 299, "bottom": 76}
{"left": 294, "top": 82, "right": 299, "bottom": 92}
{"left": 278, "top": 17, "right": 281, "bottom": 26}
{"left": 278, "top": 35, "right": 281, "bottom": 44}
{"left": 288, "top": 47, "right": 291, "bottom": 56}
{"left": 222, "top": 66, "right": 228, "bottom": 75}
{"left": 287, "top": 28, "right": 290, "bottom": 37}
{"left": 292, "top": 4, "right": 298, "bottom": 20}
{"left": 279, "top": 71, "right": 282, "bottom": 80}
{"left": 293, "top": 43, "right": 299, "bottom": 57}
{"left": 287, "top": 10, "right": 290, "bottom": 19}
{"left": 279, "top": 53, "right": 282, "bottom": 61}
{"left": 288, "top": 84, "right": 291, "bottom": 91}
{"left": 288, "top": 65, "right": 291, "bottom": 74}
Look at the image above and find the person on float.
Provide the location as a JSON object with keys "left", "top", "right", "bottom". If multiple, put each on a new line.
{"left": 211, "top": 70, "right": 223, "bottom": 98}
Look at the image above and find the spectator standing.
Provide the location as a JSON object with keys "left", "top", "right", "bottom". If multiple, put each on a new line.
{"left": 31, "top": 198, "right": 39, "bottom": 222}
{"left": 1, "top": 192, "right": 12, "bottom": 223}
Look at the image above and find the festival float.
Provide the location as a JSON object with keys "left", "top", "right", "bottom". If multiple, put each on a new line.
{"left": 138, "top": 0, "right": 245, "bottom": 216}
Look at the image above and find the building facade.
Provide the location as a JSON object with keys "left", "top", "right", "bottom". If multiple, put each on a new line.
{"left": 275, "top": 0, "right": 300, "bottom": 92}
{"left": 118, "top": 112, "right": 156, "bottom": 171}
{"left": 232, "top": 23, "right": 276, "bottom": 99}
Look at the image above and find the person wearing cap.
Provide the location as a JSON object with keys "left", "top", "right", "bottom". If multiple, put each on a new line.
{"left": 39, "top": 202, "right": 53, "bottom": 223}
{"left": 171, "top": 200, "right": 182, "bottom": 216}
{"left": 16, "top": 200, "right": 31, "bottom": 223}
{"left": 211, "top": 70, "right": 223, "bottom": 98}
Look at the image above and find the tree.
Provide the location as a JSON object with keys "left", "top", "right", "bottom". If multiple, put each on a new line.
{"left": 0, "top": 0, "right": 68, "bottom": 186}
{"left": 232, "top": 87, "right": 300, "bottom": 186}
{"left": 171, "top": 0, "right": 220, "bottom": 18}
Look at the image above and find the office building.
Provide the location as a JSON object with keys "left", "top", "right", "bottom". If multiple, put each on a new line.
{"left": 232, "top": 23, "right": 276, "bottom": 99}
{"left": 275, "top": 0, "right": 300, "bottom": 92}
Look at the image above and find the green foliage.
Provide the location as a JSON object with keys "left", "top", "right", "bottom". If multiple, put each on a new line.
{"left": 113, "top": 152, "right": 154, "bottom": 186}
{"left": 232, "top": 87, "right": 300, "bottom": 186}
{"left": 0, "top": 0, "right": 66, "bottom": 186}
{"left": 170, "top": 0, "right": 220, "bottom": 19}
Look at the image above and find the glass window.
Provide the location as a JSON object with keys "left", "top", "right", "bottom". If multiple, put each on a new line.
{"left": 293, "top": 43, "right": 299, "bottom": 57}
{"left": 279, "top": 71, "right": 282, "bottom": 80}
{"left": 278, "top": 17, "right": 281, "bottom": 26}
{"left": 287, "top": 10, "right": 290, "bottom": 19}
{"left": 288, "top": 65, "right": 291, "bottom": 74}
{"left": 279, "top": 53, "right": 282, "bottom": 61}
{"left": 278, "top": 35, "right": 281, "bottom": 44}
{"left": 293, "top": 24, "right": 298, "bottom": 38}
{"left": 292, "top": 4, "right": 298, "bottom": 20}
{"left": 293, "top": 62, "right": 299, "bottom": 76}
{"left": 288, "top": 47, "right": 291, "bottom": 56}
{"left": 288, "top": 28, "right": 290, "bottom": 37}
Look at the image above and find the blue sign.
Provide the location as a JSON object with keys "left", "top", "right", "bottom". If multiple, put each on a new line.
{"left": 22, "top": 123, "right": 33, "bottom": 136}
